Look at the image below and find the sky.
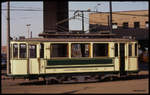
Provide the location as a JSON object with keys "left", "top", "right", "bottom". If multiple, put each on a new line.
{"left": 1, "top": 1, "right": 149, "bottom": 46}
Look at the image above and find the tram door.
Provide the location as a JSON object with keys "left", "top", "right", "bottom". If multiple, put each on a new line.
{"left": 119, "top": 43, "right": 126, "bottom": 75}
{"left": 29, "top": 44, "right": 39, "bottom": 74}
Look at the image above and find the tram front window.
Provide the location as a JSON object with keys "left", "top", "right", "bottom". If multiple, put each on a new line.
{"left": 20, "top": 44, "right": 27, "bottom": 58}
{"left": 40, "top": 43, "right": 44, "bottom": 58}
{"left": 71, "top": 43, "right": 90, "bottom": 57}
{"left": 115, "top": 43, "right": 118, "bottom": 57}
{"left": 29, "top": 45, "right": 36, "bottom": 58}
{"left": 13, "top": 44, "right": 18, "bottom": 58}
{"left": 129, "top": 44, "right": 132, "bottom": 56}
{"left": 93, "top": 43, "right": 108, "bottom": 57}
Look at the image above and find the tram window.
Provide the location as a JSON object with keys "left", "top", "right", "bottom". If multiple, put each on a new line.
{"left": 13, "top": 44, "right": 18, "bottom": 58}
{"left": 29, "top": 45, "right": 36, "bottom": 58}
{"left": 51, "top": 44, "right": 68, "bottom": 57}
{"left": 135, "top": 43, "right": 137, "bottom": 56}
{"left": 129, "top": 44, "right": 132, "bottom": 56}
{"left": 93, "top": 43, "right": 108, "bottom": 57}
{"left": 40, "top": 43, "right": 44, "bottom": 58}
{"left": 71, "top": 43, "right": 90, "bottom": 57}
{"left": 115, "top": 43, "right": 118, "bottom": 57}
{"left": 20, "top": 44, "right": 27, "bottom": 58}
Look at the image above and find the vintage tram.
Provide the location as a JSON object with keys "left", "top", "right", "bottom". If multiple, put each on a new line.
{"left": 8, "top": 37, "right": 139, "bottom": 83}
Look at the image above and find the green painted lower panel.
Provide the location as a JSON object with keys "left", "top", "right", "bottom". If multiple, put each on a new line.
{"left": 45, "top": 64, "right": 114, "bottom": 69}
{"left": 47, "top": 58, "right": 113, "bottom": 66}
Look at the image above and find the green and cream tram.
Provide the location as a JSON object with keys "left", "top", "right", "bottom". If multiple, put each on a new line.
{"left": 8, "top": 38, "right": 139, "bottom": 82}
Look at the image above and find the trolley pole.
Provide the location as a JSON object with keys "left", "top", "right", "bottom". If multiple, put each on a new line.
{"left": 81, "top": 11, "right": 84, "bottom": 33}
{"left": 7, "top": 1, "right": 10, "bottom": 75}
{"left": 109, "top": 1, "right": 112, "bottom": 34}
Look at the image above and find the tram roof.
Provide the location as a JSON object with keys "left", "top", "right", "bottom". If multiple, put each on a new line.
{"left": 11, "top": 38, "right": 137, "bottom": 42}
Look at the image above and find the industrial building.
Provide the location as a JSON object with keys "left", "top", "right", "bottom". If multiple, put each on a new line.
{"left": 89, "top": 10, "right": 148, "bottom": 29}
{"left": 89, "top": 10, "right": 149, "bottom": 50}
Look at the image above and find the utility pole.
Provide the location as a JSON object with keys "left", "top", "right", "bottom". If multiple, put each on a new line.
{"left": 108, "top": 15, "right": 110, "bottom": 28}
{"left": 109, "top": 1, "right": 112, "bottom": 34}
{"left": 7, "top": 1, "right": 10, "bottom": 75}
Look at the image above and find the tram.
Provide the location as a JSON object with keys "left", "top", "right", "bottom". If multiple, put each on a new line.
{"left": 8, "top": 37, "right": 139, "bottom": 82}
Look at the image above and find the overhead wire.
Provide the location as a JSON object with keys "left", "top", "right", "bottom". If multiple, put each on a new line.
{"left": 2, "top": 6, "right": 148, "bottom": 33}
{"left": 1, "top": 8, "right": 148, "bottom": 17}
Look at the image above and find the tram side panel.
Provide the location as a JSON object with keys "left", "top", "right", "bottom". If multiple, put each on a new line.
{"left": 128, "top": 58, "right": 138, "bottom": 71}
{"left": 109, "top": 43, "right": 120, "bottom": 72}
{"left": 9, "top": 41, "right": 138, "bottom": 77}
{"left": 127, "top": 42, "right": 138, "bottom": 72}
{"left": 10, "top": 42, "right": 117, "bottom": 76}
{"left": 11, "top": 59, "right": 28, "bottom": 75}
{"left": 10, "top": 42, "right": 28, "bottom": 75}
{"left": 44, "top": 42, "right": 116, "bottom": 75}
{"left": 120, "top": 42, "right": 138, "bottom": 73}
{"left": 45, "top": 59, "right": 115, "bottom": 74}
{"left": 29, "top": 43, "right": 47, "bottom": 74}
{"left": 112, "top": 42, "right": 138, "bottom": 74}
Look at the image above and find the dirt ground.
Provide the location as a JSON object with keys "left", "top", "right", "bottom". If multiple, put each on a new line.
{"left": 1, "top": 63, "right": 149, "bottom": 94}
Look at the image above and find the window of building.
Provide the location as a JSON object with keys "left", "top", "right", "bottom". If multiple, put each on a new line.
{"left": 40, "top": 43, "right": 44, "bottom": 58}
{"left": 134, "top": 22, "right": 140, "bottom": 28}
{"left": 20, "top": 44, "right": 27, "bottom": 58}
{"left": 71, "top": 43, "right": 90, "bottom": 57}
{"left": 145, "top": 21, "right": 149, "bottom": 28}
{"left": 51, "top": 44, "right": 68, "bottom": 57}
{"left": 29, "top": 45, "right": 36, "bottom": 58}
{"left": 135, "top": 43, "right": 137, "bottom": 56}
{"left": 13, "top": 44, "right": 18, "bottom": 58}
{"left": 112, "top": 23, "right": 118, "bottom": 29}
{"left": 114, "top": 43, "right": 118, "bottom": 57}
{"left": 93, "top": 43, "right": 108, "bottom": 57}
{"left": 128, "top": 44, "right": 132, "bottom": 56}
{"left": 123, "top": 22, "right": 128, "bottom": 28}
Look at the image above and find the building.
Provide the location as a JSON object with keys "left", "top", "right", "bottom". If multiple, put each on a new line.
{"left": 42, "top": 1, "right": 69, "bottom": 34}
{"left": 89, "top": 10, "right": 149, "bottom": 49}
{"left": 89, "top": 10, "right": 148, "bottom": 30}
